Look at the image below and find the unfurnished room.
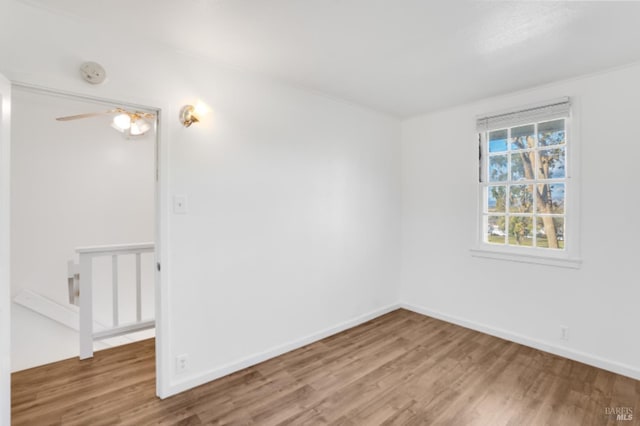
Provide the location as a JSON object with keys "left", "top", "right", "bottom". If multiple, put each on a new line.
{"left": 0, "top": 1, "right": 639, "bottom": 425}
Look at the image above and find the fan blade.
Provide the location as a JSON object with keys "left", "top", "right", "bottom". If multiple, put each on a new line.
{"left": 56, "top": 109, "right": 123, "bottom": 121}
{"left": 132, "top": 111, "right": 156, "bottom": 120}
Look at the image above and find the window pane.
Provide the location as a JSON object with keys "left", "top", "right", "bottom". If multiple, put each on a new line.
{"left": 508, "top": 216, "right": 533, "bottom": 246}
{"left": 480, "top": 113, "right": 569, "bottom": 252}
{"left": 510, "top": 124, "right": 535, "bottom": 150}
{"left": 536, "top": 217, "right": 565, "bottom": 249}
{"left": 489, "top": 155, "right": 507, "bottom": 182}
{"left": 489, "top": 129, "right": 508, "bottom": 153}
{"left": 487, "top": 186, "right": 506, "bottom": 212}
{"left": 509, "top": 185, "right": 533, "bottom": 213}
{"left": 538, "top": 147, "right": 565, "bottom": 179}
{"left": 538, "top": 119, "right": 565, "bottom": 147}
{"left": 510, "top": 152, "right": 534, "bottom": 181}
{"left": 486, "top": 216, "right": 506, "bottom": 244}
{"left": 536, "top": 183, "right": 565, "bottom": 214}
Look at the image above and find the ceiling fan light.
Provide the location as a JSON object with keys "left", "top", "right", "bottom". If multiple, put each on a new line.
{"left": 129, "top": 119, "right": 151, "bottom": 136}
{"left": 112, "top": 113, "right": 131, "bottom": 131}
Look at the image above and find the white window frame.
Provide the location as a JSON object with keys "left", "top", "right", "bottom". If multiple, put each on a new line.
{"left": 471, "top": 97, "right": 582, "bottom": 269}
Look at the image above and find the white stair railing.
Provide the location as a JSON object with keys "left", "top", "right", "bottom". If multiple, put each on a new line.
{"left": 68, "top": 242, "right": 155, "bottom": 359}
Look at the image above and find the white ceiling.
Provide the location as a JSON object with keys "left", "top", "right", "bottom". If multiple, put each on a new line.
{"left": 24, "top": 0, "right": 640, "bottom": 117}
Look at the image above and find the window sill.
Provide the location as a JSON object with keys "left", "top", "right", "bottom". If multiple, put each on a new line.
{"left": 470, "top": 247, "right": 582, "bottom": 269}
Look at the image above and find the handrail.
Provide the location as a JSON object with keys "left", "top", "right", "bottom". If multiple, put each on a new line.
{"left": 71, "top": 242, "right": 155, "bottom": 359}
{"left": 75, "top": 242, "right": 154, "bottom": 255}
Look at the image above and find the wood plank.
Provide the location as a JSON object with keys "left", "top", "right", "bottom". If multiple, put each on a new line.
{"left": 12, "top": 309, "right": 640, "bottom": 425}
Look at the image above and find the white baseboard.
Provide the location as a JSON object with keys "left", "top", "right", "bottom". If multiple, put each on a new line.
{"left": 165, "top": 300, "right": 640, "bottom": 398}
{"left": 400, "top": 302, "right": 640, "bottom": 382}
{"left": 166, "top": 303, "right": 401, "bottom": 397}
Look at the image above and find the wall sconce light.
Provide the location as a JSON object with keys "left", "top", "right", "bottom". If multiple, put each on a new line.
{"left": 180, "top": 105, "right": 200, "bottom": 127}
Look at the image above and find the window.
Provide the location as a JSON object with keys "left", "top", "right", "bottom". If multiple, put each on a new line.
{"left": 473, "top": 98, "right": 581, "bottom": 268}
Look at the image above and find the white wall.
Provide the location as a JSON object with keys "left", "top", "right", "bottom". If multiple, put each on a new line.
{"left": 11, "top": 303, "right": 108, "bottom": 370}
{"left": 401, "top": 62, "right": 640, "bottom": 380}
{"left": 0, "top": 0, "right": 638, "bottom": 414}
{"left": 10, "top": 89, "right": 156, "bottom": 371}
{"left": 0, "top": 0, "right": 401, "bottom": 397}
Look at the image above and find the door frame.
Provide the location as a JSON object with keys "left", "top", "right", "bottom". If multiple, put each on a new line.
{"left": 5, "top": 81, "right": 170, "bottom": 402}
{"left": 0, "top": 73, "right": 11, "bottom": 426}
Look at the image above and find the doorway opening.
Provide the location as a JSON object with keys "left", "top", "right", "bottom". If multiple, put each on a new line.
{"left": 9, "top": 84, "right": 160, "bottom": 374}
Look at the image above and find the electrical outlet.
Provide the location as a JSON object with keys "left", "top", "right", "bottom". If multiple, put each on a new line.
{"left": 560, "top": 326, "right": 569, "bottom": 341}
{"left": 176, "top": 354, "right": 189, "bottom": 374}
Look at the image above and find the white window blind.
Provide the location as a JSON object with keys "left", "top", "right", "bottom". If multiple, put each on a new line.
{"left": 476, "top": 98, "right": 570, "bottom": 132}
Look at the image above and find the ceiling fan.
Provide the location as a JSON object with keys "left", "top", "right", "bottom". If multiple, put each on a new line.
{"left": 56, "top": 108, "right": 155, "bottom": 137}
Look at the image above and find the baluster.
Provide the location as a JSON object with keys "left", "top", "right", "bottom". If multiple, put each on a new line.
{"left": 136, "top": 253, "right": 142, "bottom": 322}
{"left": 76, "top": 243, "right": 154, "bottom": 360}
{"left": 112, "top": 255, "right": 119, "bottom": 327}
{"left": 79, "top": 253, "right": 94, "bottom": 359}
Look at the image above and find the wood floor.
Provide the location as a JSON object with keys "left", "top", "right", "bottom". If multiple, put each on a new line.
{"left": 12, "top": 309, "right": 640, "bottom": 425}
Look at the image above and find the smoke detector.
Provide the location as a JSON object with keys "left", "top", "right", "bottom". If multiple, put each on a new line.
{"left": 80, "top": 61, "right": 106, "bottom": 85}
